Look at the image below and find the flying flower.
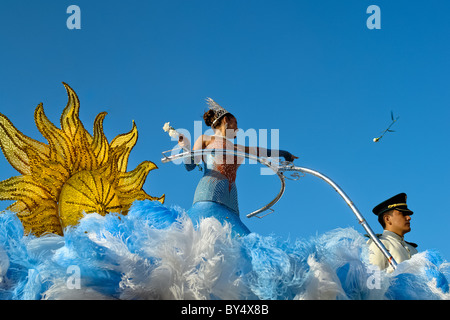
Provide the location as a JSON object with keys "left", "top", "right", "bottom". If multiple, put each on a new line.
{"left": 373, "top": 111, "right": 399, "bottom": 143}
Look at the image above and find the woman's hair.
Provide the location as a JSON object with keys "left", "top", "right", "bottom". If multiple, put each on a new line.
{"left": 203, "top": 109, "right": 216, "bottom": 127}
{"left": 203, "top": 110, "right": 234, "bottom": 128}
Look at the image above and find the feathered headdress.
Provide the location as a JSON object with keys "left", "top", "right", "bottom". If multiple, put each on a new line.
{"left": 206, "top": 97, "right": 230, "bottom": 127}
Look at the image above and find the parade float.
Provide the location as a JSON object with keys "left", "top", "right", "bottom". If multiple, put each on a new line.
{"left": 0, "top": 84, "right": 448, "bottom": 300}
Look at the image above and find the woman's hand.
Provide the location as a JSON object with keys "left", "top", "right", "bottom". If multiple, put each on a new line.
{"left": 178, "top": 134, "right": 191, "bottom": 151}
{"left": 283, "top": 152, "right": 298, "bottom": 162}
{"left": 254, "top": 147, "right": 298, "bottom": 162}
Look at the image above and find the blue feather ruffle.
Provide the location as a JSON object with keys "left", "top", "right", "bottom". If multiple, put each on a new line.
{"left": 0, "top": 200, "right": 448, "bottom": 300}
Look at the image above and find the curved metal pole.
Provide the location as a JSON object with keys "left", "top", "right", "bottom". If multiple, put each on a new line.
{"left": 161, "top": 149, "right": 397, "bottom": 270}
{"left": 279, "top": 165, "right": 398, "bottom": 270}
{"left": 161, "top": 149, "right": 286, "bottom": 218}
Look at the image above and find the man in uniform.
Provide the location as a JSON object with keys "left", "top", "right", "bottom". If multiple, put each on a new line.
{"left": 367, "top": 193, "right": 418, "bottom": 272}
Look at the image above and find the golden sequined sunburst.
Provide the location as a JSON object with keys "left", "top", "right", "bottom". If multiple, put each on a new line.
{"left": 0, "top": 83, "right": 164, "bottom": 236}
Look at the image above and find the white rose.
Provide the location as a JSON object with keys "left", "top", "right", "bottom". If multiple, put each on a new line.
{"left": 163, "top": 122, "right": 171, "bottom": 132}
{"left": 168, "top": 128, "right": 178, "bottom": 138}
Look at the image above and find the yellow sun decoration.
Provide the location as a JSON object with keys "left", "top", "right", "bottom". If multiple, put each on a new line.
{"left": 0, "top": 83, "right": 164, "bottom": 236}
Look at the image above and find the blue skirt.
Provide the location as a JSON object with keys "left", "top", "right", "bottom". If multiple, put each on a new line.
{"left": 187, "top": 201, "right": 251, "bottom": 237}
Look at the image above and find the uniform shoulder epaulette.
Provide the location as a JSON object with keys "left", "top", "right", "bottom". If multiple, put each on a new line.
{"left": 364, "top": 234, "right": 383, "bottom": 239}
{"left": 405, "top": 241, "right": 418, "bottom": 248}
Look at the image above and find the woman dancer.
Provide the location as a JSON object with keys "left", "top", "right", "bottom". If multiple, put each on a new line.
{"left": 179, "top": 98, "right": 297, "bottom": 237}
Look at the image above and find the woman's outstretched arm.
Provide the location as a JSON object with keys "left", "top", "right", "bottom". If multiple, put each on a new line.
{"left": 236, "top": 145, "right": 298, "bottom": 162}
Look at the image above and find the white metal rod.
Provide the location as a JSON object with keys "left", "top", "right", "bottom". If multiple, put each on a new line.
{"left": 280, "top": 166, "right": 397, "bottom": 270}
{"left": 161, "top": 149, "right": 397, "bottom": 269}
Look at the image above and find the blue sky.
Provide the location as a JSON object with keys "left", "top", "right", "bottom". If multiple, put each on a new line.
{"left": 0, "top": 1, "right": 449, "bottom": 260}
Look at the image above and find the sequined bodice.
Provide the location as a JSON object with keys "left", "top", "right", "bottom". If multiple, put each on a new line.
{"left": 205, "top": 137, "right": 243, "bottom": 187}
{"left": 192, "top": 137, "right": 243, "bottom": 214}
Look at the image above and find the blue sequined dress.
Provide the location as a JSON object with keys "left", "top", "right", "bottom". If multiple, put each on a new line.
{"left": 185, "top": 137, "right": 251, "bottom": 237}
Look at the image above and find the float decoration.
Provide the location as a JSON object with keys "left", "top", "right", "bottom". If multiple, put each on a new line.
{"left": 0, "top": 83, "right": 164, "bottom": 236}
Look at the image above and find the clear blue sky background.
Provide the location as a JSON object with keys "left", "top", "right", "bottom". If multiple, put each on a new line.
{"left": 0, "top": 1, "right": 449, "bottom": 259}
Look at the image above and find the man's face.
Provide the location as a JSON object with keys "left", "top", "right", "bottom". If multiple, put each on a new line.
{"left": 385, "top": 210, "right": 412, "bottom": 236}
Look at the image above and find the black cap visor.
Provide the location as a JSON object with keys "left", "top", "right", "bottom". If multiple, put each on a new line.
{"left": 394, "top": 207, "right": 414, "bottom": 215}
